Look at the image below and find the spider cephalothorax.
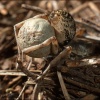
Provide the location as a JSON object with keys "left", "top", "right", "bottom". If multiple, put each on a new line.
{"left": 49, "top": 10, "right": 76, "bottom": 46}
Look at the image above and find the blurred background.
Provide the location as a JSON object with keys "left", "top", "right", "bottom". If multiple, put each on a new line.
{"left": 0, "top": 0, "right": 100, "bottom": 100}
{"left": 0, "top": 0, "right": 100, "bottom": 59}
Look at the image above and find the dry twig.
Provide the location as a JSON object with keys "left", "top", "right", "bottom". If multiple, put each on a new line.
{"left": 57, "top": 71, "right": 71, "bottom": 100}
{"left": 64, "top": 77, "right": 100, "bottom": 95}
{"left": 35, "top": 46, "right": 72, "bottom": 82}
{"left": 22, "top": 4, "right": 47, "bottom": 13}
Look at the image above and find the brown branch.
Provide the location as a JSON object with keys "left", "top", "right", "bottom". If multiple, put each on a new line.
{"left": 0, "top": 70, "right": 42, "bottom": 76}
{"left": 31, "top": 83, "right": 39, "bottom": 100}
{"left": 0, "top": 70, "right": 26, "bottom": 76}
{"left": 64, "top": 77, "right": 100, "bottom": 95}
{"left": 17, "top": 60, "right": 38, "bottom": 80}
{"left": 57, "top": 71, "right": 71, "bottom": 100}
{"left": 64, "top": 57, "right": 100, "bottom": 68}
{"left": 16, "top": 79, "right": 28, "bottom": 100}
{"left": 22, "top": 4, "right": 47, "bottom": 13}
{"left": 70, "top": 2, "right": 88, "bottom": 15}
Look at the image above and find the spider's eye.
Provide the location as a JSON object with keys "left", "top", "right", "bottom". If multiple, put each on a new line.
{"left": 49, "top": 13, "right": 60, "bottom": 19}
{"left": 49, "top": 13, "right": 55, "bottom": 19}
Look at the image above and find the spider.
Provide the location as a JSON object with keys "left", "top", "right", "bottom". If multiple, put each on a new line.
{"left": 14, "top": 10, "right": 76, "bottom": 99}
{"left": 14, "top": 10, "right": 76, "bottom": 60}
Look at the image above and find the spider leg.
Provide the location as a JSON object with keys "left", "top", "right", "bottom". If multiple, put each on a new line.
{"left": 14, "top": 21, "right": 25, "bottom": 61}
{"left": 51, "top": 36, "right": 59, "bottom": 55}
{"left": 22, "top": 36, "right": 59, "bottom": 55}
{"left": 35, "top": 46, "right": 72, "bottom": 81}
{"left": 33, "top": 13, "right": 48, "bottom": 20}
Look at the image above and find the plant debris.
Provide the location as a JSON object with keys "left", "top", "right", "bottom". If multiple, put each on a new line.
{"left": 0, "top": 0, "right": 100, "bottom": 100}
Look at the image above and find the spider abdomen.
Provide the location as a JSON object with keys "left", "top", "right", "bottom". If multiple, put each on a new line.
{"left": 17, "top": 18, "right": 55, "bottom": 57}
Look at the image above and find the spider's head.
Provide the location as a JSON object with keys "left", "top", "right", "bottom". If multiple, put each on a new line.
{"left": 48, "top": 10, "right": 76, "bottom": 45}
{"left": 49, "top": 10, "right": 61, "bottom": 23}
